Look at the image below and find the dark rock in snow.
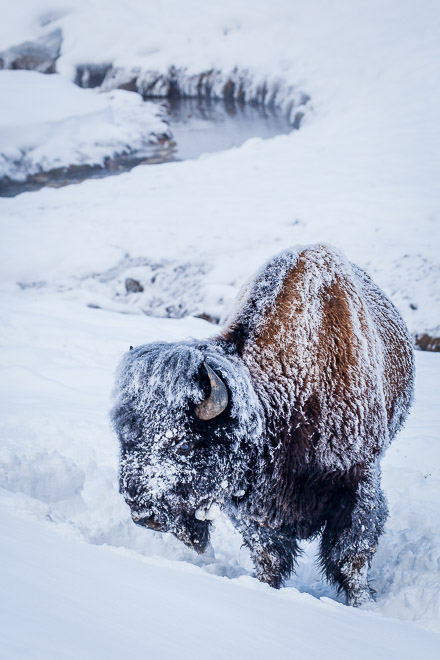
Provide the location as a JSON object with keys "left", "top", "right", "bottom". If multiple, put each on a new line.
{"left": 125, "top": 278, "right": 144, "bottom": 293}
{"left": 414, "top": 333, "right": 440, "bottom": 352}
{"left": 0, "top": 29, "right": 62, "bottom": 74}
{"left": 195, "top": 313, "right": 220, "bottom": 325}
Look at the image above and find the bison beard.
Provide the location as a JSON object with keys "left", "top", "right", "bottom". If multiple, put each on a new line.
{"left": 112, "top": 244, "right": 414, "bottom": 606}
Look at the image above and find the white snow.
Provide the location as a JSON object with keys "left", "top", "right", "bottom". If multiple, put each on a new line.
{"left": 0, "top": 0, "right": 439, "bottom": 656}
{"left": 2, "top": 506, "right": 439, "bottom": 660}
{"left": 195, "top": 503, "right": 222, "bottom": 521}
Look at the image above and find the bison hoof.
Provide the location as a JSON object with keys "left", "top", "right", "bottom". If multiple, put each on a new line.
{"left": 346, "top": 585, "right": 374, "bottom": 607}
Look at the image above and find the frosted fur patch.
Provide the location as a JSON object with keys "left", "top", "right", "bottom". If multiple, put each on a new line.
{"left": 226, "top": 244, "right": 414, "bottom": 472}
{"left": 112, "top": 338, "right": 264, "bottom": 534}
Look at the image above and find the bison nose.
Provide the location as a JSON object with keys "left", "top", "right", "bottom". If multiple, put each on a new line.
{"left": 131, "top": 511, "right": 164, "bottom": 532}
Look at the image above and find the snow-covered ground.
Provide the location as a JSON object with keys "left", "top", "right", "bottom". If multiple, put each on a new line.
{"left": 0, "top": 70, "right": 171, "bottom": 185}
{"left": 2, "top": 508, "right": 439, "bottom": 660}
{"left": 1, "top": 0, "right": 440, "bottom": 656}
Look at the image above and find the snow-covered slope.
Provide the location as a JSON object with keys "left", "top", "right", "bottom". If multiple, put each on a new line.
{"left": 1, "top": 505, "right": 439, "bottom": 660}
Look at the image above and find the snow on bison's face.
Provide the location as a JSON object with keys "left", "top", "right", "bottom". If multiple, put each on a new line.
{"left": 111, "top": 340, "right": 263, "bottom": 553}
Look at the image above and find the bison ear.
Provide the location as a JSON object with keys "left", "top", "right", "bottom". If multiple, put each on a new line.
{"left": 195, "top": 362, "right": 228, "bottom": 420}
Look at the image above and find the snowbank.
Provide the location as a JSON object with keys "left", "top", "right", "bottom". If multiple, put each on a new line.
{"left": 1, "top": 506, "right": 438, "bottom": 660}
{"left": 0, "top": 70, "right": 171, "bottom": 183}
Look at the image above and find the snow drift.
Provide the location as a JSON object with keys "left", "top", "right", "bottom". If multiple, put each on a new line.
{"left": 0, "top": 70, "right": 172, "bottom": 184}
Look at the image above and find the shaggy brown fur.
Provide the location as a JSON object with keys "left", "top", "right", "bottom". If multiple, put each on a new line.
{"left": 221, "top": 244, "right": 414, "bottom": 602}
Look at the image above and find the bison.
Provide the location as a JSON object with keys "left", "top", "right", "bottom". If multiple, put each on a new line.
{"left": 112, "top": 244, "right": 414, "bottom": 606}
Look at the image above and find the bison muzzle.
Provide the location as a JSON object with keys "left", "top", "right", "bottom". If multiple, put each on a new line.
{"left": 112, "top": 244, "right": 414, "bottom": 606}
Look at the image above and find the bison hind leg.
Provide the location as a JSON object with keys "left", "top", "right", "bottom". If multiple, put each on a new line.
{"left": 319, "top": 470, "right": 388, "bottom": 607}
{"left": 241, "top": 523, "right": 301, "bottom": 589}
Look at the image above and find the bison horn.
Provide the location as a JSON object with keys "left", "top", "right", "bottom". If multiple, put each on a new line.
{"left": 195, "top": 362, "right": 229, "bottom": 420}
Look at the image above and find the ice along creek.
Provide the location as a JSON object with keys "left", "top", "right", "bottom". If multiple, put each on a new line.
{"left": 0, "top": 97, "right": 293, "bottom": 197}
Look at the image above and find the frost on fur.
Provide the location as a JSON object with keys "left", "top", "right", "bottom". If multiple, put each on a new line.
{"left": 112, "top": 244, "right": 414, "bottom": 604}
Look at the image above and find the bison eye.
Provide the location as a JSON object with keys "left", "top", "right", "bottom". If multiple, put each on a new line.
{"left": 175, "top": 440, "right": 194, "bottom": 456}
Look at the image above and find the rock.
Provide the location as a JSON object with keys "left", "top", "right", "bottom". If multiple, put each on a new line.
{"left": 125, "top": 278, "right": 144, "bottom": 293}
{"left": 0, "top": 29, "right": 62, "bottom": 74}
{"left": 414, "top": 333, "right": 440, "bottom": 352}
{"left": 194, "top": 312, "right": 220, "bottom": 324}
{"left": 118, "top": 78, "right": 138, "bottom": 92}
{"left": 292, "top": 111, "right": 305, "bottom": 129}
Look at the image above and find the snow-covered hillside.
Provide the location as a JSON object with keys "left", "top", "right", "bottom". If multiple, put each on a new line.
{"left": 1, "top": 0, "right": 439, "bottom": 657}
{"left": 2, "top": 506, "right": 439, "bottom": 660}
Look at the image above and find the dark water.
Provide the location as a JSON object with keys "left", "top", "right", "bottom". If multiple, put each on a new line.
{"left": 0, "top": 98, "right": 292, "bottom": 197}
{"left": 159, "top": 98, "right": 292, "bottom": 161}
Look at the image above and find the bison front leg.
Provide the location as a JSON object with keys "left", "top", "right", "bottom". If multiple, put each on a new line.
{"left": 240, "top": 522, "right": 301, "bottom": 589}
{"left": 319, "top": 468, "right": 388, "bottom": 606}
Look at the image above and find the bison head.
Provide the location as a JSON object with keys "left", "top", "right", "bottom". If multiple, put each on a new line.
{"left": 111, "top": 339, "right": 263, "bottom": 553}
